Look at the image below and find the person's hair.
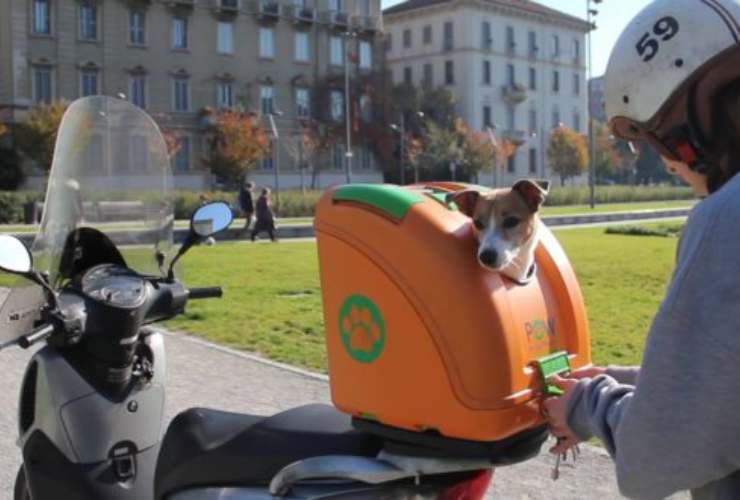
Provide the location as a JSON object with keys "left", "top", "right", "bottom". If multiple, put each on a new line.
{"left": 706, "top": 80, "right": 740, "bottom": 193}
{"left": 245, "top": 181, "right": 254, "bottom": 189}
{"left": 261, "top": 188, "right": 270, "bottom": 195}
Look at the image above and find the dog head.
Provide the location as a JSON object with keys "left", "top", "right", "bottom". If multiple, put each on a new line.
{"left": 447, "top": 179, "right": 550, "bottom": 281}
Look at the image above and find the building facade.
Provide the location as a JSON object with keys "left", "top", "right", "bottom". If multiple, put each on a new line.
{"left": 0, "top": 0, "right": 385, "bottom": 189}
{"left": 383, "top": 0, "right": 591, "bottom": 186}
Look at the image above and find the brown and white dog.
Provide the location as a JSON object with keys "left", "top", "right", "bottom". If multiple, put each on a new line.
{"left": 447, "top": 179, "right": 550, "bottom": 283}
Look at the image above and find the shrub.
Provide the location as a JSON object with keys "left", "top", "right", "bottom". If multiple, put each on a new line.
{"left": 605, "top": 223, "right": 684, "bottom": 238}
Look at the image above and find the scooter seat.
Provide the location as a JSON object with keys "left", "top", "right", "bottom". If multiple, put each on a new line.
{"left": 154, "top": 403, "right": 383, "bottom": 499}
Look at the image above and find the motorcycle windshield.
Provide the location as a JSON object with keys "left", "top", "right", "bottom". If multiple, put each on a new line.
{"left": 0, "top": 96, "right": 174, "bottom": 345}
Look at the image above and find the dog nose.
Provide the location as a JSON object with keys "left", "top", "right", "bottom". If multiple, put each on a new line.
{"left": 480, "top": 249, "right": 498, "bottom": 267}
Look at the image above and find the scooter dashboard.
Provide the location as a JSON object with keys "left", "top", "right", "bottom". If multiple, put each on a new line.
{"left": 81, "top": 264, "right": 147, "bottom": 309}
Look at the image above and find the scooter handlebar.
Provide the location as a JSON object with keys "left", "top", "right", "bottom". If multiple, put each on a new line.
{"left": 18, "top": 323, "right": 55, "bottom": 349}
{"left": 188, "top": 287, "right": 223, "bottom": 300}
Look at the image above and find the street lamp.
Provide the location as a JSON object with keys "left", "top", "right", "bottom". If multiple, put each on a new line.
{"left": 587, "top": 0, "right": 602, "bottom": 209}
{"left": 343, "top": 30, "right": 359, "bottom": 184}
{"left": 267, "top": 109, "right": 283, "bottom": 214}
{"left": 390, "top": 110, "right": 424, "bottom": 184}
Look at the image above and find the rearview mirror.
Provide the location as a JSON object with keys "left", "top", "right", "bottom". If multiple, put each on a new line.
{"left": 191, "top": 202, "right": 233, "bottom": 238}
{"left": 0, "top": 235, "right": 33, "bottom": 275}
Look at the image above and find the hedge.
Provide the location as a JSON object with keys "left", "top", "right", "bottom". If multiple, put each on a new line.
{"left": 0, "top": 185, "right": 696, "bottom": 224}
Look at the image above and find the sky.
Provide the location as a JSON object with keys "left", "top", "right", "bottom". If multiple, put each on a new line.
{"left": 380, "top": 0, "right": 652, "bottom": 77}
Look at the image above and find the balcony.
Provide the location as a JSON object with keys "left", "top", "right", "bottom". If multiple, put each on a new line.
{"left": 502, "top": 83, "right": 528, "bottom": 105}
{"left": 213, "top": 0, "right": 239, "bottom": 14}
{"left": 254, "top": 0, "right": 279, "bottom": 21}
{"left": 284, "top": 4, "right": 314, "bottom": 24}
{"left": 167, "top": 0, "right": 194, "bottom": 9}
{"left": 353, "top": 15, "right": 381, "bottom": 33}
{"left": 321, "top": 10, "right": 349, "bottom": 29}
{"left": 501, "top": 129, "right": 528, "bottom": 146}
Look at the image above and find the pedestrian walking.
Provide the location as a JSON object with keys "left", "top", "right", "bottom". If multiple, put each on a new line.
{"left": 251, "top": 188, "right": 277, "bottom": 242}
{"left": 237, "top": 180, "right": 255, "bottom": 235}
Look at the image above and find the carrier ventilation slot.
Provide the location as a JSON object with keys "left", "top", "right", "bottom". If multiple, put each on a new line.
{"left": 19, "top": 361, "right": 38, "bottom": 434}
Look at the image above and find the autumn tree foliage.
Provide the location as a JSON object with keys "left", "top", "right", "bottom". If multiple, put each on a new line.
{"left": 15, "top": 100, "right": 68, "bottom": 172}
{"left": 202, "top": 109, "right": 270, "bottom": 187}
{"left": 547, "top": 125, "right": 589, "bottom": 186}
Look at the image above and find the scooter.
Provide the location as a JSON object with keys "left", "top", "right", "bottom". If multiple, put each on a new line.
{"left": 0, "top": 96, "right": 546, "bottom": 500}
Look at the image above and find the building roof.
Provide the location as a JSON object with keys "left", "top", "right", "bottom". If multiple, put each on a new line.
{"left": 383, "top": 0, "right": 591, "bottom": 30}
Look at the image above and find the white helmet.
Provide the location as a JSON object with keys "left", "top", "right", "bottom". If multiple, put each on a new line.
{"left": 605, "top": 0, "right": 740, "bottom": 170}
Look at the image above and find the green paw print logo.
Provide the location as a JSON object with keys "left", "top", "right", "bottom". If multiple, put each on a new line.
{"left": 339, "top": 295, "right": 386, "bottom": 363}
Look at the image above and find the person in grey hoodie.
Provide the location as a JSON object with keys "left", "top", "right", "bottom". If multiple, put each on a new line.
{"left": 543, "top": 1, "right": 740, "bottom": 499}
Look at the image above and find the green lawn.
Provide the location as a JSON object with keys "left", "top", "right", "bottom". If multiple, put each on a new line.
{"left": 165, "top": 225, "right": 678, "bottom": 371}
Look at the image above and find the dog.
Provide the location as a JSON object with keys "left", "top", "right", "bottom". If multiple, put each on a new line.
{"left": 447, "top": 179, "right": 550, "bottom": 283}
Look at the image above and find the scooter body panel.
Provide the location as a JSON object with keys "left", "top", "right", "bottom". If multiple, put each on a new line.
{"left": 18, "top": 331, "right": 166, "bottom": 500}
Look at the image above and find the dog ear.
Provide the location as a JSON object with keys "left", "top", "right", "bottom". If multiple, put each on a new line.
{"left": 513, "top": 179, "right": 550, "bottom": 212}
{"left": 446, "top": 190, "right": 480, "bottom": 217}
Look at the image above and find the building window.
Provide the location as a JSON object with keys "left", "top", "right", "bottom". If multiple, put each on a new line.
{"left": 528, "top": 30, "right": 537, "bottom": 57}
{"left": 217, "top": 81, "right": 233, "bottom": 108}
{"left": 173, "top": 77, "right": 189, "bottom": 112}
{"left": 481, "top": 21, "right": 492, "bottom": 49}
{"left": 33, "top": 65, "right": 52, "bottom": 104}
{"left": 218, "top": 22, "right": 234, "bottom": 54}
{"left": 529, "top": 148, "right": 537, "bottom": 174}
{"left": 423, "top": 25, "right": 432, "bottom": 44}
{"left": 359, "top": 40, "right": 372, "bottom": 69}
{"left": 443, "top": 21, "right": 453, "bottom": 50}
{"left": 552, "top": 108, "right": 561, "bottom": 128}
{"left": 529, "top": 67, "right": 536, "bottom": 90}
{"left": 80, "top": 69, "right": 98, "bottom": 97}
{"left": 403, "top": 29, "right": 411, "bottom": 48}
{"left": 129, "top": 11, "right": 145, "bottom": 45}
{"left": 573, "top": 73, "right": 580, "bottom": 95}
{"left": 172, "top": 17, "right": 187, "bottom": 49}
{"left": 507, "top": 64, "right": 515, "bottom": 86}
{"left": 330, "top": 90, "right": 344, "bottom": 121}
{"left": 422, "top": 63, "right": 433, "bottom": 88}
{"left": 33, "top": 0, "right": 50, "bottom": 34}
{"left": 260, "top": 154, "right": 274, "bottom": 170}
{"left": 328, "top": 0, "right": 340, "bottom": 11}
{"left": 79, "top": 2, "right": 97, "bottom": 40}
{"left": 295, "top": 88, "right": 310, "bottom": 118}
{"left": 360, "top": 94, "right": 372, "bottom": 122}
{"left": 174, "top": 136, "right": 190, "bottom": 172}
{"left": 551, "top": 34, "right": 560, "bottom": 58}
{"left": 445, "top": 60, "right": 454, "bottom": 85}
{"left": 573, "top": 39, "right": 581, "bottom": 63}
{"left": 330, "top": 36, "right": 344, "bottom": 66}
{"left": 260, "top": 85, "right": 274, "bottom": 114}
{"left": 360, "top": 146, "right": 373, "bottom": 170}
{"left": 403, "top": 66, "right": 412, "bottom": 85}
{"left": 482, "top": 60, "right": 491, "bottom": 85}
{"left": 357, "top": 0, "right": 369, "bottom": 16}
{"left": 552, "top": 70, "right": 560, "bottom": 93}
{"left": 260, "top": 27, "right": 274, "bottom": 58}
{"left": 483, "top": 105, "right": 491, "bottom": 128}
{"left": 386, "top": 33, "right": 392, "bottom": 52}
{"left": 507, "top": 155, "right": 516, "bottom": 173}
{"left": 295, "top": 32, "right": 309, "bottom": 62}
{"left": 129, "top": 75, "right": 146, "bottom": 108}
{"left": 529, "top": 109, "right": 537, "bottom": 133}
{"left": 507, "top": 106, "right": 516, "bottom": 130}
{"left": 332, "top": 143, "right": 345, "bottom": 169}
{"left": 573, "top": 112, "right": 581, "bottom": 133}
{"left": 506, "top": 25, "right": 515, "bottom": 53}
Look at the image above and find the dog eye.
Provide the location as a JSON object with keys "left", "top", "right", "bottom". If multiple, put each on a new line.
{"left": 503, "top": 217, "right": 521, "bottom": 229}
{"left": 473, "top": 219, "right": 485, "bottom": 230}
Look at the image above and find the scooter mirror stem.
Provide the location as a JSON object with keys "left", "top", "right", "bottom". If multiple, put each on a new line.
{"left": 26, "top": 270, "right": 60, "bottom": 311}
{"left": 166, "top": 231, "right": 202, "bottom": 281}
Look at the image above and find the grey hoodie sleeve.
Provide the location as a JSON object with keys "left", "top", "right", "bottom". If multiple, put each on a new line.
{"left": 605, "top": 366, "right": 639, "bottom": 385}
{"left": 567, "top": 312, "right": 740, "bottom": 499}
{"left": 566, "top": 196, "right": 740, "bottom": 499}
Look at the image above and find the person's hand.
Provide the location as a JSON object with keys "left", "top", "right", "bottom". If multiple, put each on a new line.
{"left": 569, "top": 365, "right": 607, "bottom": 379}
{"left": 542, "top": 375, "right": 582, "bottom": 454}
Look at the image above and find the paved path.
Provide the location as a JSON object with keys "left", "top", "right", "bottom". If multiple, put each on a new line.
{"left": 0, "top": 331, "right": 689, "bottom": 499}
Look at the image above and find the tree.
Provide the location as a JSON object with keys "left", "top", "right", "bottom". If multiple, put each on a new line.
{"left": 593, "top": 120, "right": 621, "bottom": 183}
{"left": 15, "top": 100, "right": 68, "bottom": 172}
{"left": 457, "top": 121, "right": 496, "bottom": 180}
{"left": 283, "top": 122, "right": 323, "bottom": 194}
{"left": 202, "top": 109, "right": 270, "bottom": 187}
{"left": 634, "top": 142, "right": 669, "bottom": 185}
{"left": 0, "top": 124, "right": 24, "bottom": 190}
{"left": 547, "top": 125, "right": 589, "bottom": 186}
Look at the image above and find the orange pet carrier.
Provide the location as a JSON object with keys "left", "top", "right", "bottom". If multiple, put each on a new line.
{"left": 314, "top": 182, "right": 591, "bottom": 445}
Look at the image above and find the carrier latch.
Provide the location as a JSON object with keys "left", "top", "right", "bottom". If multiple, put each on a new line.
{"left": 535, "top": 351, "right": 571, "bottom": 396}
